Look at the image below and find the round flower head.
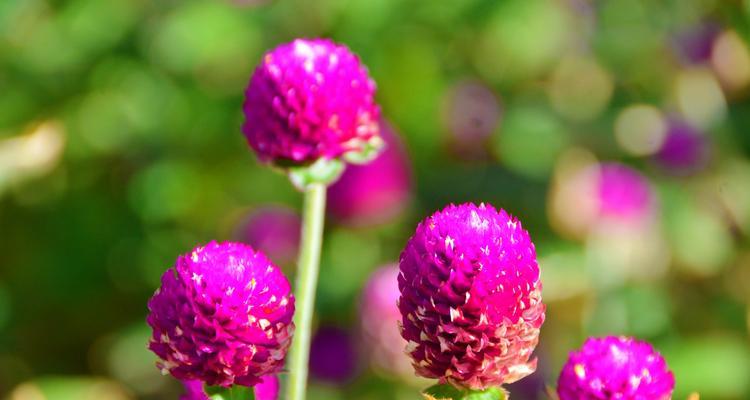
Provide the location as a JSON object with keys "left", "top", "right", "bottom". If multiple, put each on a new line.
{"left": 147, "top": 241, "right": 295, "bottom": 387}
{"left": 236, "top": 206, "right": 301, "bottom": 267}
{"left": 360, "top": 265, "right": 415, "bottom": 381}
{"left": 243, "top": 38, "right": 380, "bottom": 165}
{"left": 328, "top": 122, "right": 411, "bottom": 226}
{"left": 398, "top": 203, "right": 545, "bottom": 390}
{"left": 596, "top": 163, "right": 652, "bottom": 222}
{"left": 656, "top": 119, "right": 708, "bottom": 175}
{"left": 557, "top": 336, "right": 675, "bottom": 400}
{"left": 309, "top": 326, "right": 358, "bottom": 383}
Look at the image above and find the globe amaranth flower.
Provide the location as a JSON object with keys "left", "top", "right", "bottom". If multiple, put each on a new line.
{"left": 398, "top": 203, "right": 545, "bottom": 390}
{"left": 557, "top": 336, "right": 675, "bottom": 400}
{"left": 328, "top": 121, "right": 411, "bottom": 226}
{"left": 656, "top": 119, "right": 708, "bottom": 175}
{"left": 242, "top": 38, "right": 381, "bottom": 165}
{"left": 236, "top": 206, "right": 301, "bottom": 267}
{"left": 147, "top": 241, "right": 295, "bottom": 387}
{"left": 180, "top": 380, "right": 208, "bottom": 400}
{"left": 596, "top": 163, "right": 653, "bottom": 222}
{"left": 254, "top": 375, "right": 280, "bottom": 400}
{"left": 360, "top": 264, "right": 417, "bottom": 382}
{"left": 309, "top": 326, "right": 358, "bottom": 383}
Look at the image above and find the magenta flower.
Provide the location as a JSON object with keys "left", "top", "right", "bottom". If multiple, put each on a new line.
{"left": 180, "top": 380, "right": 208, "bottom": 400}
{"left": 360, "top": 265, "right": 413, "bottom": 379}
{"left": 309, "top": 326, "right": 358, "bottom": 383}
{"left": 236, "top": 206, "right": 301, "bottom": 267}
{"left": 442, "top": 80, "right": 501, "bottom": 159}
{"left": 398, "top": 203, "right": 545, "bottom": 390}
{"left": 242, "top": 38, "right": 381, "bottom": 164}
{"left": 147, "top": 241, "right": 295, "bottom": 387}
{"left": 328, "top": 122, "right": 411, "bottom": 226}
{"left": 253, "top": 375, "right": 280, "bottom": 400}
{"left": 596, "top": 163, "right": 653, "bottom": 222}
{"left": 656, "top": 119, "right": 708, "bottom": 175}
{"left": 557, "top": 336, "right": 675, "bottom": 400}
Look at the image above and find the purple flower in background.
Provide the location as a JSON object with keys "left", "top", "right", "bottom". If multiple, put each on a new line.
{"left": 596, "top": 163, "right": 653, "bottom": 222}
{"left": 254, "top": 375, "right": 280, "bottom": 400}
{"left": 673, "top": 22, "right": 721, "bottom": 65}
{"left": 236, "top": 206, "right": 301, "bottom": 267}
{"left": 328, "top": 122, "right": 411, "bottom": 226}
{"left": 442, "top": 80, "right": 501, "bottom": 159}
{"left": 360, "top": 265, "right": 413, "bottom": 380}
{"left": 309, "top": 326, "right": 358, "bottom": 383}
{"left": 180, "top": 380, "right": 208, "bottom": 400}
{"left": 398, "top": 203, "right": 545, "bottom": 390}
{"left": 147, "top": 241, "right": 295, "bottom": 387}
{"left": 557, "top": 336, "right": 675, "bottom": 400}
{"left": 656, "top": 119, "right": 708, "bottom": 174}
{"left": 243, "top": 38, "right": 381, "bottom": 164}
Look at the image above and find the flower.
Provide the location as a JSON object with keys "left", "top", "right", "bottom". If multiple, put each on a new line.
{"left": 557, "top": 336, "right": 675, "bottom": 400}
{"left": 242, "top": 38, "right": 380, "bottom": 165}
{"left": 398, "top": 203, "right": 545, "bottom": 390}
{"left": 441, "top": 80, "right": 501, "bottom": 160}
{"left": 596, "top": 163, "right": 653, "bottom": 222}
{"left": 328, "top": 121, "right": 411, "bottom": 226}
{"left": 235, "top": 206, "right": 301, "bottom": 267}
{"left": 180, "top": 380, "right": 208, "bottom": 400}
{"left": 254, "top": 375, "right": 280, "bottom": 400}
{"left": 360, "top": 264, "right": 416, "bottom": 382}
{"left": 147, "top": 241, "right": 295, "bottom": 387}
{"left": 656, "top": 119, "right": 708, "bottom": 174}
{"left": 309, "top": 326, "right": 358, "bottom": 383}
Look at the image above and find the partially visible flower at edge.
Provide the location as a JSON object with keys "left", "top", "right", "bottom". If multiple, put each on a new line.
{"left": 557, "top": 336, "right": 675, "bottom": 400}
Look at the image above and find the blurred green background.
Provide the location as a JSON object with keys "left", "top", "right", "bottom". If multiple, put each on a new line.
{"left": 1, "top": 0, "right": 750, "bottom": 399}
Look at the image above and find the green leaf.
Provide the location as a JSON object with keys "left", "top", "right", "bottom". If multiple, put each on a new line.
{"left": 422, "top": 384, "right": 507, "bottom": 400}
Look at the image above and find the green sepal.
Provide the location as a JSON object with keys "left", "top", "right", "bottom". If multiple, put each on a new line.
{"left": 206, "top": 385, "right": 254, "bottom": 400}
{"left": 287, "top": 157, "right": 345, "bottom": 190}
{"left": 342, "top": 135, "right": 385, "bottom": 165}
{"left": 422, "top": 384, "right": 508, "bottom": 400}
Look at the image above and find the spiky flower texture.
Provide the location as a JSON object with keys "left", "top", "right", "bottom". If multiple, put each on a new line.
{"left": 147, "top": 241, "right": 295, "bottom": 387}
{"left": 557, "top": 336, "right": 674, "bottom": 400}
{"left": 398, "top": 203, "right": 545, "bottom": 390}
{"left": 243, "top": 38, "right": 380, "bottom": 165}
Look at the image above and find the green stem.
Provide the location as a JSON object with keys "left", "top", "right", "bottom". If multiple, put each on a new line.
{"left": 285, "top": 183, "right": 327, "bottom": 400}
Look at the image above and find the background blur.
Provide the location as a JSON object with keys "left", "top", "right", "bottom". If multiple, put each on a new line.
{"left": 1, "top": 0, "right": 750, "bottom": 399}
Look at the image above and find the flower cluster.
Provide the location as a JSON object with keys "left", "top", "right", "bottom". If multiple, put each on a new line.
{"left": 398, "top": 203, "right": 545, "bottom": 390}
{"left": 147, "top": 241, "right": 295, "bottom": 387}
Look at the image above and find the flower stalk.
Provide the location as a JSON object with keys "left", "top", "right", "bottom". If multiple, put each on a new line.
{"left": 285, "top": 182, "right": 327, "bottom": 400}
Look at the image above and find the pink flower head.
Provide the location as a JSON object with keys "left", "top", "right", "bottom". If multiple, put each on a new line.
{"left": 398, "top": 203, "right": 545, "bottom": 390}
{"left": 596, "top": 163, "right": 652, "bottom": 222}
{"left": 180, "top": 380, "right": 208, "bottom": 400}
{"left": 242, "top": 38, "right": 380, "bottom": 164}
{"left": 309, "top": 326, "right": 358, "bottom": 383}
{"left": 147, "top": 241, "right": 295, "bottom": 387}
{"left": 557, "top": 336, "right": 675, "bottom": 400}
{"left": 360, "top": 265, "right": 413, "bottom": 379}
{"left": 328, "top": 122, "right": 411, "bottom": 226}
{"left": 236, "top": 206, "right": 301, "bottom": 267}
{"left": 656, "top": 119, "right": 708, "bottom": 175}
{"left": 253, "top": 375, "right": 280, "bottom": 400}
